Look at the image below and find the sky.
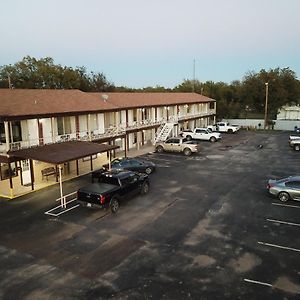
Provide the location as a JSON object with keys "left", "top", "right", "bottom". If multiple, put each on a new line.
{"left": 1, "top": 0, "right": 300, "bottom": 88}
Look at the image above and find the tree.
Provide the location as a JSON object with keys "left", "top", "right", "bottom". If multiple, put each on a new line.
{"left": 240, "top": 68, "right": 300, "bottom": 119}
{"left": 0, "top": 56, "right": 114, "bottom": 91}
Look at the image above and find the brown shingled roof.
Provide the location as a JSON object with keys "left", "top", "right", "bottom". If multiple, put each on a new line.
{"left": 0, "top": 89, "right": 215, "bottom": 120}
{"left": 9, "top": 141, "right": 118, "bottom": 165}
{"left": 89, "top": 92, "right": 215, "bottom": 109}
{"left": 0, "top": 89, "right": 117, "bottom": 119}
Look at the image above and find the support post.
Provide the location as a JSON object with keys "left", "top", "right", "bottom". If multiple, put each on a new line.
{"left": 30, "top": 159, "right": 34, "bottom": 191}
{"left": 76, "top": 159, "right": 79, "bottom": 175}
{"left": 58, "top": 165, "right": 65, "bottom": 208}
{"left": 8, "top": 163, "right": 13, "bottom": 198}
{"left": 124, "top": 135, "right": 127, "bottom": 157}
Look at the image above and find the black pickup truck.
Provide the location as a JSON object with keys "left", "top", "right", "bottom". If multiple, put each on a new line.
{"left": 77, "top": 169, "right": 149, "bottom": 213}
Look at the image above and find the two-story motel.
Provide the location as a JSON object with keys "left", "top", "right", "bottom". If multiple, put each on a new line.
{"left": 0, "top": 89, "right": 216, "bottom": 198}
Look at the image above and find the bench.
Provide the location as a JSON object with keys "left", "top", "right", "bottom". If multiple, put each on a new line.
{"left": 41, "top": 167, "right": 58, "bottom": 181}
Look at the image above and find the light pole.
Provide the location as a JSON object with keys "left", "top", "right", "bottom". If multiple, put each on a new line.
{"left": 264, "top": 82, "right": 269, "bottom": 129}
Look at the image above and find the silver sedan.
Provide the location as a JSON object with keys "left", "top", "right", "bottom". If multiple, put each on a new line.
{"left": 267, "top": 176, "right": 300, "bottom": 202}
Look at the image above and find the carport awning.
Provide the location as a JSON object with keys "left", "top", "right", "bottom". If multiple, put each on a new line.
{"left": 8, "top": 141, "right": 119, "bottom": 165}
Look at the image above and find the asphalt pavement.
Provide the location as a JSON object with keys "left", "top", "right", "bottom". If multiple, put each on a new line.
{"left": 0, "top": 130, "right": 300, "bottom": 299}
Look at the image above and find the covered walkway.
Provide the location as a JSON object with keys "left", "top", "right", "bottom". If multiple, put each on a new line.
{"left": 1, "top": 141, "right": 118, "bottom": 199}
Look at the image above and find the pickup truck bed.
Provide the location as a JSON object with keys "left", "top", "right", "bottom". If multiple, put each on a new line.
{"left": 79, "top": 183, "right": 117, "bottom": 195}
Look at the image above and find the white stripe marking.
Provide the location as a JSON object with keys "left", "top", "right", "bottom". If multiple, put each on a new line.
{"left": 258, "top": 241, "right": 300, "bottom": 252}
{"left": 244, "top": 278, "right": 272, "bottom": 287}
{"left": 267, "top": 218, "right": 300, "bottom": 227}
{"left": 272, "top": 203, "right": 300, "bottom": 209}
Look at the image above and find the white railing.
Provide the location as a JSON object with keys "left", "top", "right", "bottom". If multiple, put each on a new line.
{"left": 178, "top": 111, "right": 215, "bottom": 121}
{"left": 3, "top": 111, "right": 215, "bottom": 153}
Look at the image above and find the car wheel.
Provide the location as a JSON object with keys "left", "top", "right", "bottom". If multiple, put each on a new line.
{"left": 278, "top": 192, "right": 290, "bottom": 202}
{"left": 210, "top": 136, "right": 216, "bottom": 142}
{"left": 110, "top": 197, "right": 119, "bottom": 213}
{"left": 186, "top": 135, "right": 192, "bottom": 141}
{"left": 156, "top": 145, "right": 164, "bottom": 153}
{"left": 141, "top": 182, "right": 149, "bottom": 195}
{"left": 145, "top": 167, "right": 153, "bottom": 174}
{"left": 294, "top": 145, "right": 300, "bottom": 151}
{"left": 183, "top": 148, "right": 192, "bottom": 156}
{"left": 227, "top": 129, "right": 233, "bottom": 134}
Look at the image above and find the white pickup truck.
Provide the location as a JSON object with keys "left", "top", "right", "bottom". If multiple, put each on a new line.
{"left": 181, "top": 127, "right": 221, "bottom": 142}
{"left": 207, "top": 122, "right": 239, "bottom": 133}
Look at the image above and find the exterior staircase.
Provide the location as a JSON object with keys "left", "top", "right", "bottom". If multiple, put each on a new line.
{"left": 154, "top": 122, "right": 175, "bottom": 144}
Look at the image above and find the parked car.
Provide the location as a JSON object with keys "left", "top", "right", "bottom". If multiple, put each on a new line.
{"left": 78, "top": 169, "right": 149, "bottom": 213}
{"left": 181, "top": 127, "right": 221, "bottom": 142}
{"left": 207, "top": 122, "right": 238, "bottom": 133}
{"left": 267, "top": 176, "right": 300, "bottom": 202}
{"left": 155, "top": 137, "right": 200, "bottom": 156}
{"left": 102, "top": 157, "right": 156, "bottom": 174}
{"left": 288, "top": 136, "right": 300, "bottom": 151}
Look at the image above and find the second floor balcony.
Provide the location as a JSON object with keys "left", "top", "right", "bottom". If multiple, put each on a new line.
{"left": 0, "top": 109, "right": 216, "bottom": 154}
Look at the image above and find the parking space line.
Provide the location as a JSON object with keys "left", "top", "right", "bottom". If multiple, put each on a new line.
{"left": 272, "top": 203, "right": 300, "bottom": 209}
{"left": 258, "top": 241, "right": 300, "bottom": 253}
{"left": 267, "top": 218, "right": 300, "bottom": 227}
{"left": 244, "top": 278, "right": 273, "bottom": 288}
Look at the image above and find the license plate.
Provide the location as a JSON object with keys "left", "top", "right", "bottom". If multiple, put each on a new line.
{"left": 87, "top": 203, "right": 92, "bottom": 207}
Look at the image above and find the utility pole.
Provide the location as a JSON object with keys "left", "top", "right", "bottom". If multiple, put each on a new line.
{"left": 264, "top": 82, "right": 269, "bottom": 129}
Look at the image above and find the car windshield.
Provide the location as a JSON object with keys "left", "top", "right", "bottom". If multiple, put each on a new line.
{"left": 111, "top": 158, "right": 123, "bottom": 164}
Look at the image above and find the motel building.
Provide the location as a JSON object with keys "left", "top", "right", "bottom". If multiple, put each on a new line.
{"left": 0, "top": 89, "right": 216, "bottom": 199}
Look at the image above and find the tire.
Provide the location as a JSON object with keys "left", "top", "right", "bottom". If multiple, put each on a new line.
{"left": 186, "top": 135, "right": 192, "bottom": 141}
{"left": 210, "top": 136, "right": 217, "bottom": 143}
{"left": 294, "top": 145, "right": 300, "bottom": 151}
{"left": 141, "top": 182, "right": 149, "bottom": 195}
{"left": 183, "top": 148, "right": 192, "bottom": 156}
{"left": 227, "top": 129, "right": 233, "bottom": 134}
{"left": 156, "top": 145, "right": 164, "bottom": 153}
{"left": 278, "top": 192, "right": 290, "bottom": 202}
{"left": 145, "top": 167, "right": 153, "bottom": 175}
{"left": 110, "top": 197, "right": 119, "bottom": 213}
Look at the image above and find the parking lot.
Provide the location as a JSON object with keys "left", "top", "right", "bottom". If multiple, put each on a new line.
{"left": 0, "top": 130, "right": 300, "bottom": 299}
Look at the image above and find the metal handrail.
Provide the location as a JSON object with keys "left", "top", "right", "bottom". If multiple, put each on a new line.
{"left": 5, "top": 111, "right": 215, "bottom": 152}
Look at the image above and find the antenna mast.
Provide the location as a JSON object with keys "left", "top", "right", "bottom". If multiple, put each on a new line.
{"left": 192, "top": 59, "right": 196, "bottom": 92}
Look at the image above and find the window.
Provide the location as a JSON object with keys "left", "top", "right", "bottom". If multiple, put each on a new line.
{"left": 195, "top": 129, "right": 205, "bottom": 134}
{"left": 133, "top": 110, "right": 137, "bottom": 122}
{"left": 122, "top": 174, "right": 138, "bottom": 185}
{"left": 285, "top": 181, "right": 300, "bottom": 189}
{"left": 57, "top": 117, "right": 71, "bottom": 135}
{"left": 166, "top": 138, "right": 179, "bottom": 144}
{"left": 11, "top": 121, "right": 22, "bottom": 142}
{"left": 0, "top": 163, "right": 18, "bottom": 180}
{"left": 209, "top": 102, "right": 215, "bottom": 110}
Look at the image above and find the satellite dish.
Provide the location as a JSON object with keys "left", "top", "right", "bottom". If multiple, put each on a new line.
{"left": 101, "top": 94, "right": 109, "bottom": 102}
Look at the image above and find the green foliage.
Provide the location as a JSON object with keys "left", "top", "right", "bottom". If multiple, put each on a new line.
{"left": 174, "top": 68, "right": 300, "bottom": 120}
{"left": 240, "top": 68, "right": 300, "bottom": 118}
{"left": 0, "top": 56, "right": 114, "bottom": 91}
